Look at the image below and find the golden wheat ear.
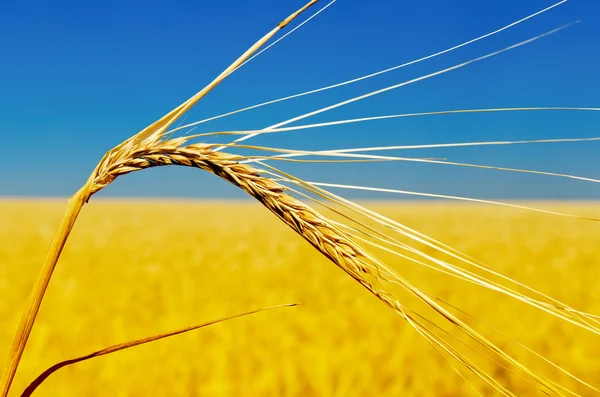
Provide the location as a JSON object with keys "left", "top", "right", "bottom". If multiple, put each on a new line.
{"left": 0, "top": 2, "right": 318, "bottom": 396}
{"left": 20, "top": 304, "right": 297, "bottom": 397}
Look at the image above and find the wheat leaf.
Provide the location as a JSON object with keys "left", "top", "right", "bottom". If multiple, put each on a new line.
{"left": 20, "top": 304, "right": 297, "bottom": 397}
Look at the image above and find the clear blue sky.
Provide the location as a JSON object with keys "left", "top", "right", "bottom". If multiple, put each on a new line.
{"left": 1, "top": 0, "right": 599, "bottom": 199}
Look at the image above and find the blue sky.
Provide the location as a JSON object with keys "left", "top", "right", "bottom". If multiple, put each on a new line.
{"left": 0, "top": 0, "right": 598, "bottom": 199}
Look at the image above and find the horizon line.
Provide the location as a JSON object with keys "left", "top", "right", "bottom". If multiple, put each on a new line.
{"left": 1, "top": 196, "right": 599, "bottom": 204}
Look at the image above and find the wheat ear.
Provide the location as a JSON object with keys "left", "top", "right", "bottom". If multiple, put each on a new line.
{"left": 0, "top": 2, "right": 318, "bottom": 395}
{"left": 84, "top": 138, "right": 586, "bottom": 395}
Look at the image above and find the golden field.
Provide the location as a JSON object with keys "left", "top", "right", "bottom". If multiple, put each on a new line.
{"left": 1, "top": 200, "right": 599, "bottom": 396}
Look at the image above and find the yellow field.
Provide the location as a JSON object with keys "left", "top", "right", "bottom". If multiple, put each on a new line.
{"left": 1, "top": 200, "right": 599, "bottom": 396}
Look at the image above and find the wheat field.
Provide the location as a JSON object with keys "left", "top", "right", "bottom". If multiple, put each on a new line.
{"left": 1, "top": 200, "right": 599, "bottom": 396}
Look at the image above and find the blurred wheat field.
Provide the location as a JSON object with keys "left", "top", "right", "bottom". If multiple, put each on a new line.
{"left": 1, "top": 200, "right": 599, "bottom": 396}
